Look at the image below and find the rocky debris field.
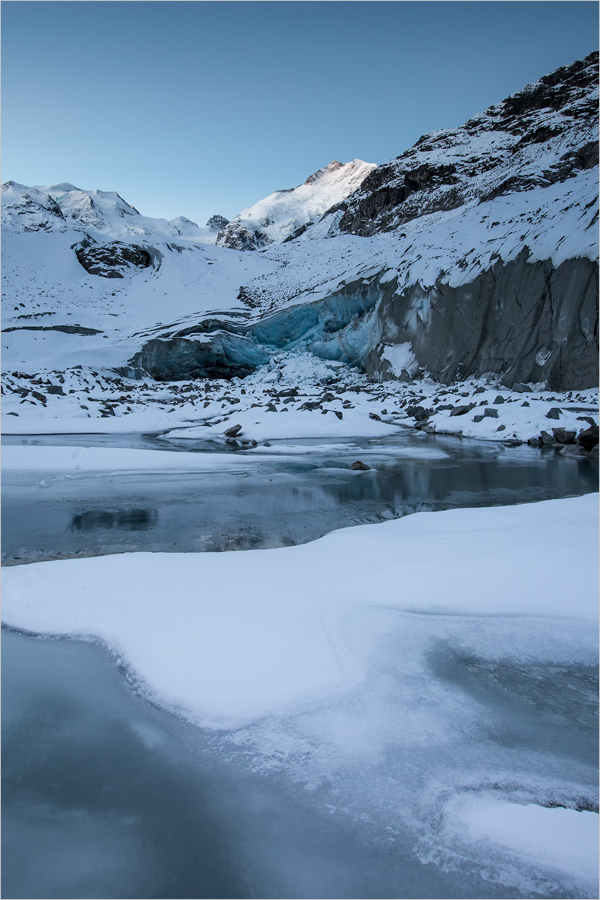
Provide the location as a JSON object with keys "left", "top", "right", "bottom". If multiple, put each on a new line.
{"left": 2, "top": 353, "right": 598, "bottom": 456}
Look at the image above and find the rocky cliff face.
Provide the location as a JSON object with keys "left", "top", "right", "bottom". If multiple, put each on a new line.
{"left": 366, "top": 252, "right": 598, "bottom": 390}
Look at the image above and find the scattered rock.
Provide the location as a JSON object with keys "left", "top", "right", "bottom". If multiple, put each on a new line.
{"left": 351, "top": 461, "right": 370, "bottom": 470}
{"left": 473, "top": 387, "right": 486, "bottom": 394}
{"left": 577, "top": 425, "right": 599, "bottom": 451}
{"left": 551, "top": 427, "right": 576, "bottom": 444}
{"left": 559, "top": 444, "right": 588, "bottom": 457}
{"left": 369, "top": 412, "right": 382, "bottom": 421}
{"left": 496, "top": 425, "right": 506, "bottom": 432}
{"left": 300, "top": 401, "right": 321, "bottom": 411}
{"left": 546, "top": 407, "right": 562, "bottom": 419}
{"left": 223, "top": 424, "right": 242, "bottom": 438}
{"left": 512, "top": 383, "right": 532, "bottom": 393}
{"left": 473, "top": 415, "right": 484, "bottom": 422}
{"left": 494, "top": 396, "right": 505, "bottom": 404}
{"left": 541, "top": 430, "right": 556, "bottom": 445}
{"left": 334, "top": 411, "right": 343, "bottom": 420}
{"left": 483, "top": 407, "right": 499, "bottom": 418}
{"left": 450, "top": 404, "right": 475, "bottom": 417}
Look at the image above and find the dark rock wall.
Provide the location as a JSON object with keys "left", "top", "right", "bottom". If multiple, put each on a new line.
{"left": 367, "top": 251, "right": 598, "bottom": 390}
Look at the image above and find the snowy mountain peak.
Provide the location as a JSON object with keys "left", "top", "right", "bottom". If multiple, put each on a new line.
{"left": 216, "top": 158, "right": 377, "bottom": 251}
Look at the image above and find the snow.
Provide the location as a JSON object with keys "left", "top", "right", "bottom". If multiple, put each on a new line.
{"left": 380, "top": 341, "right": 418, "bottom": 377}
{"left": 443, "top": 795, "right": 599, "bottom": 888}
{"left": 162, "top": 404, "right": 401, "bottom": 442}
{"left": 3, "top": 494, "right": 597, "bottom": 728}
{"left": 0, "top": 445, "right": 282, "bottom": 473}
{"left": 220, "top": 159, "right": 376, "bottom": 245}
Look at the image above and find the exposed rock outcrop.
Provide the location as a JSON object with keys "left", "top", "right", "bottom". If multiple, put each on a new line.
{"left": 206, "top": 214, "right": 230, "bottom": 232}
{"left": 216, "top": 221, "right": 272, "bottom": 251}
{"left": 73, "top": 238, "right": 153, "bottom": 278}
{"left": 365, "top": 253, "right": 598, "bottom": 390}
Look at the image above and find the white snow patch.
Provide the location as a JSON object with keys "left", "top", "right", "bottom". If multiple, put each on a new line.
{"left": 444, "top": 795, "right": 599, "bottom": 888}
{"left": 380, "top": 342, "right": 418, "bottom": 377}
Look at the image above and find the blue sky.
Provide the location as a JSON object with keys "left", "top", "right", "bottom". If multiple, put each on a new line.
{"left": 2, "top": 2, "right": 598, "bottom": 225}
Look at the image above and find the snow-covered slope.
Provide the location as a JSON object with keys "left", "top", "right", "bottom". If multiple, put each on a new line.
{"left": 216, "top": 159, "right": 376, "bottom": 250}
{"left": 330, "top": 53, "right": 598, "bottom": 237}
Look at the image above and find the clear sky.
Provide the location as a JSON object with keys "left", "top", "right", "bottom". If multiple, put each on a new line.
{"left": 2, "top": 1, "right": 598, "bottom": 226}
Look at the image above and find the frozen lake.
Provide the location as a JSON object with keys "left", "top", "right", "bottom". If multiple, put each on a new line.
{"left": 2, "top": 433, "right": 598, "bottom": 899}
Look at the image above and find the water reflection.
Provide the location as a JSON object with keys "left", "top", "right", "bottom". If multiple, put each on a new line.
{"left": 71, "top": 509, "right": 159, "bottom": 532}
{"left": 2, "top": 440, "right": 597, "bottom": 565}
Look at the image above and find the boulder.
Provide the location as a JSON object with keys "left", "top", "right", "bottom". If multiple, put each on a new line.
{"left": 546, "top": 407, "right": 562, "bottom": 419}
{"left": 450, "top": 404, "right": 475, "bottom": 417}
{"left": 483, "top": 407, "right": 499, "bottom": 418}
{"left": 351, "top": 461, "right": 370, "bottom": 470}
{"left": 551, "top": 427, "right": 576, "bottom": 444}
{"left": 223, "top": 424, "right": 242, "bottom": 438}
{"left": 577, "top": 425, "right": 599, "bottom": 451}
{"left": 512, "top": 383, "right": 532, "bottom": 392}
